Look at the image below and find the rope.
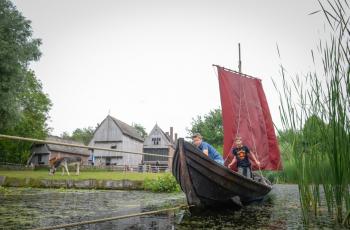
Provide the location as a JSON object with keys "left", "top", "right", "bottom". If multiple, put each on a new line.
{"left": 0, "top": 134, "right": 172, "bottom": 159}
{"left": 213, "top": 66, "right": 230, "bottom": 164}
{"left": 241, "top": 77, "right": 266, "bottom": 183}
{"left": 223, "top": 74, "right": 243, "bottom": 163}
{"left": 1, "top": 191, "right": 98, "bottom": 196}
{"left": 235, "top": 72, "right": 243, "bottom": 138}
{"left": 213, "top": 66, "right": 268, "bottom": 185}
{"left": 214, "top": 66, "right": 242, "bottom": 164}
{"left": 31, "top": 204, "right": 191, "bottom": 230}
{"left": 212, "top": 65, "right": 262, "bottom": 81}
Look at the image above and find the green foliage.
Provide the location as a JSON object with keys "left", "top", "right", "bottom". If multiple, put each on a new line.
{"left": 61, "top": 127, "right": 95, "bottom": 145}
{"left": 132, "top": 123, "right": 148, "bottom": 139}
{"left": 187, "top": 108, "right": 223, "bottom": 149}
{"left": 0, "top": 0, "right": 42, "bottom": 130}
{"left": 215, "top": 145, "right": 223, "bottom": 156}
{"left": 274, "top": 0, "right": 350, "bottom": 225}
{"left": 263, "top": 159, "right": 298, "bottom": 184}
{"left": 0, "top": 72, "right": 51, "bottom": 164}
{"left": 144, "top": 173, "right": 180, "bottom": 193}
{"left": 0, "top": 0, "right": 51, "bottom": 164}
{"left": 0, "top": 186, "right": 22, "bottom": 195}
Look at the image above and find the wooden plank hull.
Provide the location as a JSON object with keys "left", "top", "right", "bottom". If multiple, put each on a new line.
{"left": 172, "top": 138, "right": 272, "bottom": 209}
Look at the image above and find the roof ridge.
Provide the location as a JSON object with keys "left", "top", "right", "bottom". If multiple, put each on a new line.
{"left": 108, "top": 115, "right": 144, "bottom": 142}
{"left": 47, "top": 135, "right": 85, "bottom": 145}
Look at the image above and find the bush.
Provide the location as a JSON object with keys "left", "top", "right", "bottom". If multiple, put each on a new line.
{"left": 144, "top": 173, "right": 180, "bottom": 193}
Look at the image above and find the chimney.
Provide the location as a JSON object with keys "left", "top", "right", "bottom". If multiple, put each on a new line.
{"left": 170, "top": 127, "right": 174, "bottom": 143}
{"left": 174, "top": 133, "right": 178, "bottom": 142}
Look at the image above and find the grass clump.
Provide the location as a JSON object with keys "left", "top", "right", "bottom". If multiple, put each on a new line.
{"left": 144, "top": 174, "right": 180, "bottom": 193}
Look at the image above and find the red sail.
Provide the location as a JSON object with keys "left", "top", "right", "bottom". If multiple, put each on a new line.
{"left": 217, "top": 66, "right": 282, "bottom": 171}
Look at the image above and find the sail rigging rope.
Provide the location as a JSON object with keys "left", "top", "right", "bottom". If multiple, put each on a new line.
{"left": 241, "top": 77, "right": 266, "bottom": 183}
{"left": 235, "top": 71, "right": 243, "bottom": 141}
{"left": 223, "top": 71, "right": 243, "bottom": 164}
{"left": 213, "top": 66, "right": 269, "bottom": 184}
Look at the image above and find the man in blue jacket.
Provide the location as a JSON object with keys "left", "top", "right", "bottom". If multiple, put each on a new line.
{"left": 192, "top": 133, "right": 224, "bottom": 165}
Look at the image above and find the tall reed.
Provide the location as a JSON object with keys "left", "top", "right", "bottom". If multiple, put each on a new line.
{"left": 275, "top": 0, "right": 350, "bottom": 225}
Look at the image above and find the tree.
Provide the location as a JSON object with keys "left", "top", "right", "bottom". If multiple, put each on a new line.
{"left": 0, "top": 0, "right": 51, "bottom": 164}
{"left": 0, "top": 0, "right": 42, "bottom": 131}
{"left": 133, "top": 123, "right": 147, "bottom": 139}
{"left": 187, "top": 108, "right": 223, "bottom": 149}
{"left": 0, "top": 72, "right": 52, "bottom": 163}
{"left": 61, "top": 127, "right": 95, "bottom": 145}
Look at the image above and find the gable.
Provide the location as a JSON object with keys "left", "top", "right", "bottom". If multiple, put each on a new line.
{"left": 144, "top": 124, "right": 172, "bottom": 148}
{"left": 109, "top": 116, "right": 144, "bottom": 142}
{"left": 90, "top": 116, "right": 123, "bottom": 143}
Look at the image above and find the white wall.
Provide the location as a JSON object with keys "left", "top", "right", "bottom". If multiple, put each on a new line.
{"left": 121, "top": 135, "right": 143, "bottom": 165}
{"left": 89, "top": 116, "right": 143, "bottom": 166}
{"left": 143, "top": 125, "right": 171, "bottom": 149}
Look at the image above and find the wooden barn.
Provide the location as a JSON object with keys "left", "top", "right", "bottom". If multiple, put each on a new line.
{"left": 143, "top": 124, "right": 176, "bottom": 169}
{"left": 28, "top": 136, "right": 90, "bottom": 166}
{"left": 88, "top": 115, "right": 144, "bottom": 167}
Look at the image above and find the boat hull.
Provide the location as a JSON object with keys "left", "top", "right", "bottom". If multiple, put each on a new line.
{"left": 172, "top": 138, "right": 272, "bottom": 209}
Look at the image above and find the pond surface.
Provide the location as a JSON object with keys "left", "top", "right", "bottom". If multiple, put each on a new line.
{"left": 0, "top": 185, "right": 346, "bottom": 229}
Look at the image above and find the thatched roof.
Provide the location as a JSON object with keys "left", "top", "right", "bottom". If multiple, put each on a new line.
{"left": 45, "top": 136, "right": 89, "bottom": 156}
{"left": 108, "top": 115, "right": 144, "bottom": 142}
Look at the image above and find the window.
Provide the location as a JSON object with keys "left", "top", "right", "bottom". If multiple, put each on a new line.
{"left": 111, "top": 145, "right": 117, "bottom": 149}
{"left": 38, "top": 154, "right": 42, "bottom": 163}
{"left": 106, "top": 157, "right": 111, "bottom": 166}
{"left": 151, "top": 137, "right": 161, "bottom": 145}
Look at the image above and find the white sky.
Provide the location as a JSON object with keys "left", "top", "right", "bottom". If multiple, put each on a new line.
{"left": 12, "top": 0, "right": 326, "bottom": 137}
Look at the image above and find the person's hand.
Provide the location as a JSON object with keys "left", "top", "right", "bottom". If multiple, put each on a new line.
{"left": 256, "top": 161, "right": 261, "bottom": 167}
{"left": 228, "top": 160, "right": 235, "bottom": 168}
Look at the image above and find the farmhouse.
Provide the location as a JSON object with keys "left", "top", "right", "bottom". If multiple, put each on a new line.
{"left": 143, "top": 124, "right": 176, "bottom": 169}
{"left": 28, "top": 136, "right": 89, "bottom": 166}
{"left": 89, "top": 115, "right": 144, "bottom": 166}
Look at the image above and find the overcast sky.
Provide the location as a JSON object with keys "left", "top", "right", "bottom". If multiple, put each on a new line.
{"left": 12, "top": 0, "right": 326, "bottom": 137}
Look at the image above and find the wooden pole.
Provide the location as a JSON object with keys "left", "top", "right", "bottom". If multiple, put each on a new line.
{"left": 238, "top": 43, "right": 242, "bottom": 73}
{"left": 0, "top": 134, "right": 172, "bottom": 158}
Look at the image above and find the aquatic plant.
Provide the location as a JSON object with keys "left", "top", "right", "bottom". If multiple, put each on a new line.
{"left": 144, "top": 174, "right": 180, "bottom": 193}
{"left": 274, "top": 0, "right": 350, "bottom": 225}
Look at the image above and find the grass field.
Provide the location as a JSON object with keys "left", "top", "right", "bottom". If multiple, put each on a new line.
{"left": 0, "top": 170, "right": 167, "bottom": 181}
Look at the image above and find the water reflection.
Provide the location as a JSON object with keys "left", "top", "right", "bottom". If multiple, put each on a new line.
{"left": 0, "top": 185, "right": 346, "bottom": 229}
{"left": 0, "top": 189, "right": 184, "bottom": 229}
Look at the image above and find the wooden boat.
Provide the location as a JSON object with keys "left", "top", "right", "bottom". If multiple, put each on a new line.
{"left": 172, "top": 59, "right": 282, "bottom": 209}
{"left": 172, "top": 138, "right": 272, "bottom": 209}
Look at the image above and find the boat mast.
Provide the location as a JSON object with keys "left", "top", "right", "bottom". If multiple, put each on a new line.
{"left": 238, "top": 43, "right": 242, "bottom": 73}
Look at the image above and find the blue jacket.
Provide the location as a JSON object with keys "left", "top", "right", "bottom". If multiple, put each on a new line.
{"left": 198, "top": 141, "right": 224, "bottom": 164}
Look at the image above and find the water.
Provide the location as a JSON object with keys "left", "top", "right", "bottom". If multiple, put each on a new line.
{"left": 0, "top": 185, "right": 345, "bottom": 229}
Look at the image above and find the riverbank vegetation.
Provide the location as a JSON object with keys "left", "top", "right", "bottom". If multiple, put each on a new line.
{"left": 144, "top": 173, "right": 180, "bottom": 193}
{"left": 274, "top": 0, "right": 350, "bottom": 226}
{"left": 0, "top": 170, "right": 181, "bottom": 192}
{"left": 0, "top": 0, "right": 52, "bottom": 164}
{"left": 187, "top": 108, "right": 224, "bottom": 155}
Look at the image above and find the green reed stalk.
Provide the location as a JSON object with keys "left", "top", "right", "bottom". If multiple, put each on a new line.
{"left": 275, "top": 0, "right": 350, "bottom": 225}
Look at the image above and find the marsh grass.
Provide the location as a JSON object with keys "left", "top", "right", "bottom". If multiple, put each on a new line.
{"left": 274, "top": 0, "right": 350, "bottom": 225}
{"left": 144, "top": 174, "right": 180, "bottom": 193}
